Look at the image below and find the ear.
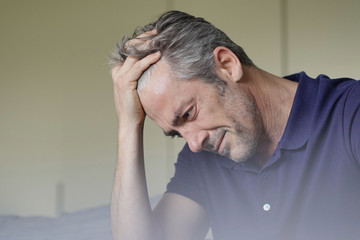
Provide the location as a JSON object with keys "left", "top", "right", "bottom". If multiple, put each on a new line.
{"left": 213, "top": 47, "right": 243, "bottom": 82}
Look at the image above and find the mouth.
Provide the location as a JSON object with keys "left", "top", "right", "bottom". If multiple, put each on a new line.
{"left": 214, "top": 132, "right": 226, "bottom": 154}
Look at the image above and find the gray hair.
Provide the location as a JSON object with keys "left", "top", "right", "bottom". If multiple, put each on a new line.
{"left": 110, "top": 10, "right": 254, "bottom": 90}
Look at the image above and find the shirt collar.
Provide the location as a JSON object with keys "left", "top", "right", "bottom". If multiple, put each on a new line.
{"left": 279, "top": 72, "right": 319, "bottom": 150}
{"left": 205, "top": 72, "right": 319, "bottom": 170}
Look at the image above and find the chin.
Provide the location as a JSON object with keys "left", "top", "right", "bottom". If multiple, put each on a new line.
{"left": 229, "top": 154, "right": 250, "bottom": 163}
{"left": 227, "top": 144, "right": 257, "bottom": 163}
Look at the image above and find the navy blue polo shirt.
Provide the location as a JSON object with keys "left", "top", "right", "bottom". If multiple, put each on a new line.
{"left": 166, "top": 72, "right": 360, "bottom": 240}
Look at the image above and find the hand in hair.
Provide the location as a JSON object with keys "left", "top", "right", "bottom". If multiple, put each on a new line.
{"left": 111, "top": 30, "right": 161, "bottom": 126}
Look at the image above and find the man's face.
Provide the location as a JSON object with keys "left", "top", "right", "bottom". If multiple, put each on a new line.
{"left": 139, "top": 60, "right": 263, "bottom": 162}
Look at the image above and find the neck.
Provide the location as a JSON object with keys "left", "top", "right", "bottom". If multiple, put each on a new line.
{"left": 243, "top": 67, "right": 298, "bottom": 166}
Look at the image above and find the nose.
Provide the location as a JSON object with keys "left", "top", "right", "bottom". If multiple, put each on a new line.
{"left": 181, "top": 128, "right": 208, "bottom": 153}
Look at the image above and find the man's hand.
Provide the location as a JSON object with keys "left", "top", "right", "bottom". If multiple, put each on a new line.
{"left": 111, "top": 31, "right": 161, "bottom": 126}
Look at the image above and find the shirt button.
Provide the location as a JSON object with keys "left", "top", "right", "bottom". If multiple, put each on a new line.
{"left": 263, "top": 203, "right": 271, "bottom": 212}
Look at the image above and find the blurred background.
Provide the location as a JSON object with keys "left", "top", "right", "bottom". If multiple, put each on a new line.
{"left": 0, "top": 0, "right": 359, "bottom": 217}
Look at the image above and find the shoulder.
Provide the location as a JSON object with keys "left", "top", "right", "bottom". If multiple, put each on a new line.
{"left": 312, "top": 74, "right": 360, "bottom": 163}
{"left": 342, "top": 80, "right": 360, "bottom": 162}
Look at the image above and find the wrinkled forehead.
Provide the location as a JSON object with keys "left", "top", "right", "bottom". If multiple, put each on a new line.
{"left": 137, "top": 59, "right": 178, "bottom": 120}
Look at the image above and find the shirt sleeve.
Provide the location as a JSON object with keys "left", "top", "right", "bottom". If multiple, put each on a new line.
{"left": 165, "top": 144, "right": 205, "bottom": 207}
{"left": 344, "top": 80, "right": 360, "bottom": 164}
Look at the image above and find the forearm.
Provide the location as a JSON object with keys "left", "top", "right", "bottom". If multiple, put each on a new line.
{"left": 111, "top": 123, "right": 159, "bottom": 240}
{"left": 110, "top": 33, "right": 162, "bottom": 239}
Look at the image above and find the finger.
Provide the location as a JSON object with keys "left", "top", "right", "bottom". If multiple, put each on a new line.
{"left": 127, "top": 51, "right": 162, "bottom": 81}
{"left": 120, "top": 52, "right": 154, "bottom": 73}
{"left": 111, "top": 51, "right": 161, "bottom": 83}
{"left": 135, "top": 29, "right": 157, "bottom": 39}
{"left": 110, "top": 56, "right": 140, "bottom": 79}
{"left": 121, "top": 56, "right": 140, "bottom": 71}
{"left": 120, "top": 29, "right": 158, "bottom": 71}
{"left": 137, "top": 51, "right": 162, "bottom": 69}
{"left": 125, "top": 29, "right": 157, "bottom": 49}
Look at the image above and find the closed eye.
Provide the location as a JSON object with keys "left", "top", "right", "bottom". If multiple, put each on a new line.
{"left": 183, "top": 106, "right": 194, "bottom": 121}
{"left": 164, "top": 130, "right": 183, "bottom": 138}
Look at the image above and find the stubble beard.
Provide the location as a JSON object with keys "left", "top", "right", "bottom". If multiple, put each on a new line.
{"left": 230, "top": 120, "right": 261, "bottom": 162}
{"left": 206, "top": 119, "right": 261, "bottom": 162}
{"left": 205, "top": 78, "right": 264, "bottom": 162}
{"left": 223, "top": 89, "right": 264, "bottom": 163}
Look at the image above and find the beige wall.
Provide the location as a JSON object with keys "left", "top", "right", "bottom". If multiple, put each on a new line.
{"left": 0, "top": 0, "right": 359, "bottom": 217}
{"left": 287, "top": 0, "right": 360, "bottom": 78}
{"left": 0, "top": 0, "right": 168, "bottom": 216}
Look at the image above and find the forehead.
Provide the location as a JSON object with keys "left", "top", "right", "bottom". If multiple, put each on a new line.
{"left": 138, "top": 61, "right": 197, "bottom": 124}
{"left": 145, "top": 59, "right": 175, "bottom": 95}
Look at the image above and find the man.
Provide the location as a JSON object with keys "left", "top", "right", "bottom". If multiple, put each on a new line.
{"left": 110, "top": 11, "right": 360, "bottom": 240}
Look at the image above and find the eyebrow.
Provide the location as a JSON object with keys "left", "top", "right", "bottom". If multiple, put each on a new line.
{"left": 171, "top": 108, "right": 182, "bottom": 127}
{"left": 162, "top": 109, "right": 182, "bottom": 137}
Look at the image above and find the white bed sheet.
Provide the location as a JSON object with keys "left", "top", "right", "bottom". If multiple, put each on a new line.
{"left": 0, "top": 195, "right": 162, "bottom": 240}
{"left": 0, "top": 205, "right": 111, "bottom": 240}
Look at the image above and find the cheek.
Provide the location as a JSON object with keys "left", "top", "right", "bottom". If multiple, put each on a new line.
{"left": 227, "top": 90, "right": 256, "bottom": 120}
